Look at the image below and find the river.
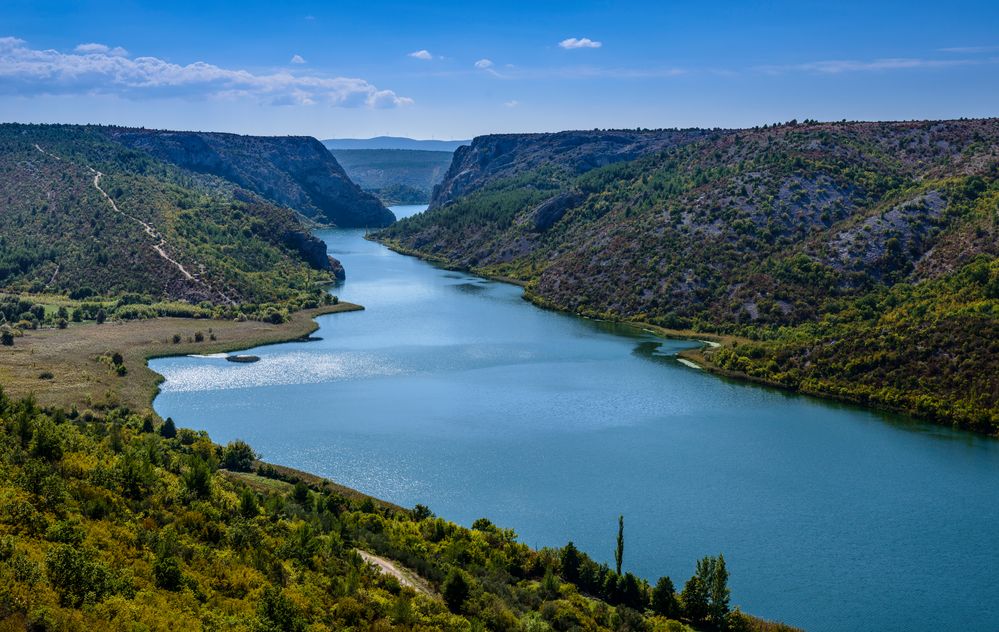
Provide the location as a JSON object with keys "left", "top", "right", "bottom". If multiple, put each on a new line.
{"left": 150, "top": 205, "right": 999, "bottom": 631}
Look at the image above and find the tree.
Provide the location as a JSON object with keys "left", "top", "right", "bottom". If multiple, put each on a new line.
{"left": 182, "top": 456, "right": 212, "bottom": 500}
{"left": 153, "top": 536, "right": 183, "bottom": 591}
{"left": 615, "top": 515, "right": 624, "bottom": 575}
{"left": 561, "top": 541, "right": 581, "bottom": 584}
{"left": 159, "top": 417, "right": 176, "bottom": 439}
{"left": 708, "top": 554, "right": 730, "bottom": 629}
{"left": 258, "top": 586, "right": 305, "bottom": 632}
{"left": 652, "top": 575, "right": 679, "bottom": 618}
{"left": 1, "top": 327, "right": 13, "bottom": 346}
{"left": 239, "top": 487, "right": 259, "bottom": 518}
{"left": 681, "top": 575, "right": 709, "bottom": 626}
{"left": 221, "top": 439, "right": 257, "bottom": 471}
{"left": 442, "top": 568, "right": 470, "bottom": 613}
{"left": 95, "top": 309, "right": 106, "bottom": 324}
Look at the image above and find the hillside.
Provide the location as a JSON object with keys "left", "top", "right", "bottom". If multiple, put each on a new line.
{"left": 108, "top": 128, "right": 394, "bottom": 228}
{"left": 0, "top": 124, "right": 343, "bottom": 311}
{"left": 323, "top": 136, "right": 470, "bottom": 152}
{"left": 376, "top": 119, "right": 999, "bottom": 432}
{"left": 330, "top": 149, "right": 454, "bottom": 205}
{"left": 0, "top": 393, "right": 794, "bottom": 632}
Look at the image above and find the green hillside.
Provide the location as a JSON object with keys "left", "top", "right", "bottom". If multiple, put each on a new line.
{"left": 0, "top": 393, "right": 794, "bottom": 632}
{"left": 0, "top": 124, "right": 341, "bottom": 320}
{"left": 376, "top": 119, "right": 999, "bottom": 432}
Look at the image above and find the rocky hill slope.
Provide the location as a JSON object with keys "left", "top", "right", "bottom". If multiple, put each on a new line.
{"left": 108, "top": 128, "right": 394, "bottom": 228}
{"left": 377, "top": 119, "right": 999, "bottom": 432}
{"left": 0, "top": 124, "right": 344, "bottom": 308}
{"left": 429, "top": 129, "right": 717, "bottom": 207}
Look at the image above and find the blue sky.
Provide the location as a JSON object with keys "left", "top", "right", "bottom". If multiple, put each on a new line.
{"left": 1, "top": 0, "right": 997, "bottom": 139}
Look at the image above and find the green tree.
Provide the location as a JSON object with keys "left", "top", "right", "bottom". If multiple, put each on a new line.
{"left": 182, "top": 456, "right": 212, "bottom": 500}
{"left": 615, "top": 515, "right": 624, "bottom": 575}
{"left": 681, "top": 574, "right": 709, "bottom": 627}
{"left": 709, "top": 554, "right": 731, "bottom": 628}
{"left": 561, "top": 541, "right": 581, "bottom": 584}
{"left": 651, "top": 575, "right": 679, "bottom": 618}
{"left": 258, "top": 586, "right": 305, "bottom": 632}
{"left": 221, "top": 439, "right": 257, "bottom": 471}
{"left": 159, "top": 417, "right": 176, "bottom": 439}
{"left": 442, "top": 568, "right": 471, "bottom": 613}
{"left": 153, "top": 535, "right": 183, "bottom": 591}
{"left": 239, "top": 487, "right": 259, "bottom": 518}
{"left": 1, "top": 327, "right": 13, "bottom": 346}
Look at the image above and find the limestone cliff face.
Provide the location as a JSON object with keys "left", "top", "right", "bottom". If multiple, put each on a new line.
{"left": 429, "top": 129, "right": 715, "bottom": 208}
{"left": 106, "top": 128, "right": 395, "bottom": 227}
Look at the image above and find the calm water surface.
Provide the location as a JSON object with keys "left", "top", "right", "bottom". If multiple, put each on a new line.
{"left": 151, "top": 205, "right": 999, "bottom": 631}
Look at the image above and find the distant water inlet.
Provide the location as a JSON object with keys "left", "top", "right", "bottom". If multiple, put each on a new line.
{"left": 151, "top": 206, "right": 999, "bottom": 632}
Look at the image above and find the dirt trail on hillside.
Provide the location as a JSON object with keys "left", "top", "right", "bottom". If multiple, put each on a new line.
{"left": 33, "top": 143, "right": 236, "bottom": 304}
{"left": 357, "top": 550, "right": 436, "bottom": 597}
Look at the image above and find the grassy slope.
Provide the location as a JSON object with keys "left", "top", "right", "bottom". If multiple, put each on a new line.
{"left": 377, "top": 119, "right": 999, "bottom": 432}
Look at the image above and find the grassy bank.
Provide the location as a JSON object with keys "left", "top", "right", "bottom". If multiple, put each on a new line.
{"left": 0, "top": 303, "right": 362, "bottom": 414}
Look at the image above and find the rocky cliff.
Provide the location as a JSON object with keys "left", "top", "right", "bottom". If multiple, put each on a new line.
{"left": 430, "top": 129, "right": 717, "bottom": 207}
{"left": 106, "top": 128, "right": 395, "bottom": 227}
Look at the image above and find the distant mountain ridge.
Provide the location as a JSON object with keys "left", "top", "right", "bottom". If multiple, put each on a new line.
{"left": 330, "top": 148, "right": 455, "bottom": 205}
{"left": 323, "top": 136, "right": 470, "bottom": 151}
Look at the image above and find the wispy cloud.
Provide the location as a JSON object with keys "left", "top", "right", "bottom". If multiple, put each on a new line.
{"left": 756, "top": 56, "right": 993, "bottom": 74}
{"left": 559, "top": 37, "right": 602, "bottom": 50}
{"left": 408, "top": 49, "right": 433, "bottom": 60}
{"left": 290, "top": 54, "right": 306, "bottom": 64}
{"left": 474, "top": 58, "right": 493, "bottom": 69}
{"left": 504, "top": 100, "right": 519, "bottom": 108}
{"left": 937, "top": 45, "right": 999, "bottom": 54}
{"left": 0, "top": 36, "right": 412, "bottom": 107}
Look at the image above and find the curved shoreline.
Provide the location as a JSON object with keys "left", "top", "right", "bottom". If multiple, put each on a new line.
{"left": 372, "top": 235, "right": 989, "bottom": 435}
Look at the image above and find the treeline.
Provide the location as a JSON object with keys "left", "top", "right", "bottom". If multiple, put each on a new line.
{"left": 0, "top": 389, "right": 798, "bottom": 631}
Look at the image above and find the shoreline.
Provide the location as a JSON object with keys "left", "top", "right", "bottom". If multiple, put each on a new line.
{"left": 371, "top": 235, "right": 992, "bottom": 436}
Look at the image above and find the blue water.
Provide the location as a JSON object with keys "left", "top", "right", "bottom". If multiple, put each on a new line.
{"left": 151, "top": 205, "right": 999, "bottom": 631}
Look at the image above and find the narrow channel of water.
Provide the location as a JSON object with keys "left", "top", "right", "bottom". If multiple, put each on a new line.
{"left": 150, "top": 205, "right": 999, "bottom": 631}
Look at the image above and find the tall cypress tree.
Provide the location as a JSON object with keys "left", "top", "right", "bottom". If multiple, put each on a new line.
{"left": 615, "top": 515, "right": 624, "bottom": 575}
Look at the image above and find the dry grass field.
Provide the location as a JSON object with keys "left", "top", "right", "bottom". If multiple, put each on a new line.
{"left": 0, "top": 302, "right": 362, "bottom": 414}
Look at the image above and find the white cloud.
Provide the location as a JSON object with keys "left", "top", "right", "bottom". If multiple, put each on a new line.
{"left": 559, "top": 37, "right": 602, "bottom": 50}
{"left": 290, "top": 54, "right": 306, "bottom": 64}
{"left": 474, "top": 58, "right": 493, "bottom": 69}
{"left": 0, "top": 36, "right": 412, "bottom": 108}
{"left": 504, "top": 100, "right": 519, "bottom": 108}
{"left": 75, "top": 42, "right": 129, "bottom": 57}
{"left": 408, "top": 49, "right": 433, "bottom": 60}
